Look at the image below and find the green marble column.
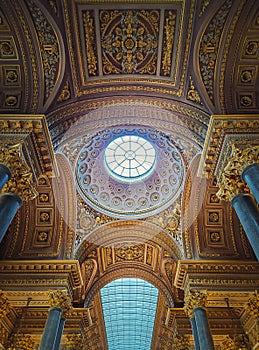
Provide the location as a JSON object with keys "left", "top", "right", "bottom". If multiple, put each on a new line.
{"left": 39, "top": 307, "right": 62, "bottom": 350}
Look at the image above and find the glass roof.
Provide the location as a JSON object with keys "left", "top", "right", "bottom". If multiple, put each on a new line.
{"left": 100, "top": 278, "right": 159, "bottom": 350}
{"left": 104, "top": 135, "right": 156, "bottom": 182}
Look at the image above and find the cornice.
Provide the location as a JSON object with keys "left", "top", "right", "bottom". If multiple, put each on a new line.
{"left": 0, "top": 260, "right": 83, "bottom": 303}
{"left": 174, "top": 260, "right": 259, "bottom": 292}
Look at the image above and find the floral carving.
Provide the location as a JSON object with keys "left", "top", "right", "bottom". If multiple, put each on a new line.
{"left": 199, "top": 0, "right": 232, "bottom": 103}
{"left": 27, "top": 0, "right": 60, "bottom": 102}
{"left": 100, "top": 9, "right": 159, "bottom": 74}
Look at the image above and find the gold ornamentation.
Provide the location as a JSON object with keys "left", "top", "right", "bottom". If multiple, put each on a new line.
{"left": 162, "top": 11, "right": 176, "bottom": 75}
{"left": 27, "top": 0, "right": 60, "bottom": 101}
{"left": 245, "top": 291, "right": 259, "bottom": 317}
{"left": 66, "top": 333, "right": 83, "bottom": 350}
{"left": 199, "top": 0, "right": 211, "bottom": 16}
{"left": 184, "top": 290, "right": 207, "bottom": 318}
{"left": 49, "top": 290, "right": 72, "bottom": 317}
{"left": 100, "top": 9, "right": 158, "bottom": 74}
{"left": 216, "top": 144, "right": 259, "bottom": 201}
{"left": 0, "top": 144, "right": 38, "bottom": 201}
{"left": 115, "top": 243, "right": 145, "bottom": 262}
{"left": 199, "top": 0, "right": 232, "bottom": 103}
{"left": 83, "top": 11, "right": 97, "bottom": 76}
{"left": 240, "top": 70, "right": 253, "bottom": 83}
{"left": 187, "top": 76, "right": 202, "bottom": 104}
{"left": 0, "top": 291, "right": 11, "bottom": 318}
{"left": 37, "top": 231, "right": 48, "bottom": 242}
{"left": 172, "top": 334, "right": 190, "bottom": 350}
{"left": 7, "top": 334, "right": 35, "bottom": 350}
{"left": 57, "top": 80, "right": 71, "bottom": 102}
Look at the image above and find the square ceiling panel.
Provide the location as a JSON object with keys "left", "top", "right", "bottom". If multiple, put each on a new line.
{"left": 64, "top": 0, "right": 194, "bottom": 96}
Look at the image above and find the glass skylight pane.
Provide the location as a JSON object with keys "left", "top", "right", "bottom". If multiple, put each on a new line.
{"left": 104, "top": 135, "right": 156, "bottom": 183}
{"left": 100, "top": 278, "right": 159, "bottom": 350}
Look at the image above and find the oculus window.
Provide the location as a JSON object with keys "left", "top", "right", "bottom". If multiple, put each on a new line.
{"left": 104, "top": 135, "right": 156, "bottom": 183}
{"left": 100, "top": 278, "right": 159, "bottom": 350}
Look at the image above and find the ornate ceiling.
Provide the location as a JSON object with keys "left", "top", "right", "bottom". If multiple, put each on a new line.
{"left": 0, "top": 0, "right": 259, "bottom": 349}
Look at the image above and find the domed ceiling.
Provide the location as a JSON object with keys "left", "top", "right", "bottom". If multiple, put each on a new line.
{"left": 76, "top": 126, "right": 185, "bottom": 219}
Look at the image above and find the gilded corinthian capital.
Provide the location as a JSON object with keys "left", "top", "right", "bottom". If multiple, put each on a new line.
{"left": 245, "top": 291, "right": 259, "bottom": 318}
{"left": 0, "top": 144, "right": 38, "bottom": 201}
{"left": 0, "top": 290, "right": 11, "bottom": 318}
{"left": 49, "top": 290, "right": 72, "bottom": 318}
{"left": 216, "top": 144, "right": 259, "bottom": 201}
{"left": 184, "top": 290, "right": 207, "bottom": 318}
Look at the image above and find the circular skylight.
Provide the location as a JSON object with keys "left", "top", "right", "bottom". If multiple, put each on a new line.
{"left": 104, "top": 135, "right": 156, "bottom": 182}
{"left": 76, "top": 127, "right": 185, "bottom": 219}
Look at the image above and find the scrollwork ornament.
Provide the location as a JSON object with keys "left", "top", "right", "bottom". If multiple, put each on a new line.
{"left": 184, "top": 290, "right": 207, "bottom": 318}
{"left": 216, "top": 144, "right": 258, "bottom": 201}
{"left": 0, "top": 144, "right": 38, "bottom": 201}
{"left": 48, "top": 290, "right": 72, "bottom": 318}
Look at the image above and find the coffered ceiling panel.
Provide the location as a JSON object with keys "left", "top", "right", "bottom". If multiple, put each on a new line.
{"left": 64, "top": 0, "right": 194, "bottom": 97}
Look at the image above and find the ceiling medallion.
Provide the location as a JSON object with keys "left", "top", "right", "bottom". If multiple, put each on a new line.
{"left": 76, "top": 127, "right": 185, "bottom": 219}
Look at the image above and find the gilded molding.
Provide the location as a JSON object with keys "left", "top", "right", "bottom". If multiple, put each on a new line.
{"left": 175, "top": 260, "right": 259, "bottom": 291}
{"left": 83, "top": 11, "right": 97, "bottom": 76}
{"left": 162, "top": 10, "right": 176, "bottom": 76}
{"left": 198, "top": 115, "right": 259, "bottom": 179}
{"left": 0, "top": 261, "right": 83, "bottom": 303}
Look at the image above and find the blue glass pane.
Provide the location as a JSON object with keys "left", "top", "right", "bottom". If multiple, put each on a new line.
{"left": 100, "top": 278, "right": 159, "bottom": 350}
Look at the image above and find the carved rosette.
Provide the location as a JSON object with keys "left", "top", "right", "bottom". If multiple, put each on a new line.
{"left": 0, "top": 144, "right": 38, "bottom": 201}
{"left": 216, "top": 145, "right": 259, "bottom": 201}
{"left": 49, "top": 290, "right": 72, "bottom": 318}
{"left": 0, "top": 291, "right": 11, "bottom": 318}
{"left": 184, "top": 290, "right": 207, "bottom": 318}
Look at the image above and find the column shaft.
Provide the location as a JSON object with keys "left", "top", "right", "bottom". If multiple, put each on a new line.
{"left": 194, "top": 307, "right": 214, "bottom": 350}
{"left": 242, "top": 163, "right": 259, "bottom": 205}
{"left": 190, "top": 316, "right": 200, "bottom": 350}
{"left": 39, "top": 307, "right": 62, "bottom": 350}
{"left": 0, "top": 164, "right": 11, "bottom": 191}
{"left": 231, "top": 193, "right": 259, "bottom": 260}
{"left": 0, "top": 193, "right": 22, "bottom": 243}
{"left": 53, "top": 317, "right": 66, "bottom": 350}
